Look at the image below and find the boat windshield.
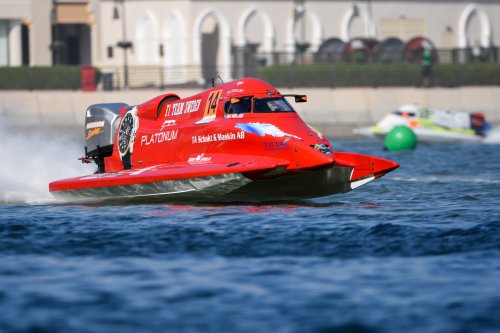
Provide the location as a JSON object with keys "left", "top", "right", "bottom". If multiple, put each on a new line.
{"left": 253, "top": 97, "right": 295, "bottom": 113}
{"left": 225, "top": 96, "right": 252, "bottom": 114}
{"left": 393, "top": 110, "right": 417, "bottom": 118}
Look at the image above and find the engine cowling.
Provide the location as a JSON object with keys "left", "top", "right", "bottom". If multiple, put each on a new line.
{"left": 84, "top": 103, "right": 128, "bottom": 172}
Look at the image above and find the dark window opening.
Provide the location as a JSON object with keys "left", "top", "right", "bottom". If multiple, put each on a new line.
{"left": 52, "top": 24, "right": 91, "bottom": 65}
{"left": 393, "top": 111, "right": 417, "bottom": 117}
{"left": 107, "top": 46, "right": 114, "bottom": 58}
{"left": 21, "top": 24, "right": 30, "bottom": 65}
{"left": 254, "top": 97, "right": 295, "bottom": 113}
{"left": 224, "top": 96, "right": 252, "bottom": 114}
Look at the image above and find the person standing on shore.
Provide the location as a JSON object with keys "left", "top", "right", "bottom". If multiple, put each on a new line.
{"left": 421, "top": 47, "right": 433, "bottom": 87}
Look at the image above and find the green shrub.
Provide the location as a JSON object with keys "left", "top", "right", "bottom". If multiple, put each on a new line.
{"left": 2, "top": 64, "right": 499, "bottom": 90}
{"left": 433, "top": 64, "right": 500, "bottom": 87}
{"left": 0, "top": 66, "right": 82, "bottom": 90}
{"left": 258, "top": 63, "right": 500, "bottom": 88}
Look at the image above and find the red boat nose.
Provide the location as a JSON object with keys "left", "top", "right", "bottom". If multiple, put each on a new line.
{"left": 334, "top": 152, "right": 399, "bottom": 180}
{"left": 372, "top": 156, "right": 400, "bottom": 178}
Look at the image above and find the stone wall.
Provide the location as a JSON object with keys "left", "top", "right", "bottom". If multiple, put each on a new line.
{"left": 1, "top": 87, "right": 499, "bottom": 137}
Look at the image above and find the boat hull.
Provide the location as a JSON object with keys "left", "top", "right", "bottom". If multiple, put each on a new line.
{"left": 50, "top": 164, "right": 375, "bottom": 204}
{"left": 355, "top": 127, "right": 483, "bottom": 143}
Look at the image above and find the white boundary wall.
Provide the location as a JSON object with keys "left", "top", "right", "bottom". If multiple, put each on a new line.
{"left": 1, "top": 87, "right": 499, "bottom": 136}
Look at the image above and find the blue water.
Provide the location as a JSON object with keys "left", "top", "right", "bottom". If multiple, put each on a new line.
{"left": 1, "top": 139, "right": 500, "bottom": 333}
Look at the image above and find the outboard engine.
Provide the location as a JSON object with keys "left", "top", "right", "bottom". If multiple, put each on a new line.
{"left": 84, "top": 103, "right": 128, "bottom": 173}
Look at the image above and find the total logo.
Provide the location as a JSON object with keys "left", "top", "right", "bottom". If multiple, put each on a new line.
{"left": 188, "top": 153, "right": 212, "bottom": 164}
{"left": 264, "top": 141, "right": 291, "bottom": 152}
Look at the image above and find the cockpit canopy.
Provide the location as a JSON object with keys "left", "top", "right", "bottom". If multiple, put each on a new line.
{"left": 391, "top": 104, "right": 421, "bottom": 118}
{"left": 225, "top": 96, "right": 295, "bottom": 115}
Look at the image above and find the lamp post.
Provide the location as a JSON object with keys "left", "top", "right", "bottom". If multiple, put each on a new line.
{"left": 50, "top": 0, "right": 63, "bottom": 65}
{"left": 367, "top": 0, "right": 374, "bottom": 38}
{"left": 294, "top": 0, "right": 308, "bottom": 64}
{"left": 113, "top": 0, "right": 132, "bottom": 89}
{"left": 295, "top": 0, "right": 305, "bottom": 43}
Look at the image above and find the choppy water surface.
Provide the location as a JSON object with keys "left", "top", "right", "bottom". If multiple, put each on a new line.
{"left": 1, "top": 133, "right": 500, "bottom": 333}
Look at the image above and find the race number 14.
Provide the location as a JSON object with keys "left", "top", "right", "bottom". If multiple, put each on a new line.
{"left": 203, "top": 89, "right": 222, "bottom": 117}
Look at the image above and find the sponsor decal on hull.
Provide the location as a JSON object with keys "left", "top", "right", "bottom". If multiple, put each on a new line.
{"left": 225, "top": 114, "right": 244, "bottom": 119}
{"left": 188, "top": 153, "right": 212, "bottom": 164}
{"left": 191, "top": 131, "right": 245, "bottom": 144}
{"left": 226, "top": 89, "right": 244, "bottom": 95}
{"left": 236, "top": 122, "right": 302, "bottom": 140}
{"left": 86, "top": 121, "right": 105, "bottom": 129}
{"left": 160, "top": 119, "right": 176, "bottom": 130}
{"left": 164, "top": 99, "right": 202, "bottom": 117}
{"left": 141, "top": 129, "right": 179, "bottom": 146}
{"left": 264, "top": 140, "right": 291, "bottom": 152}
{"left": 86, "top": 128, "right": 102, "bottom": 140}
{"left": 86, "top": 120, "right": 105, "bottom": 140}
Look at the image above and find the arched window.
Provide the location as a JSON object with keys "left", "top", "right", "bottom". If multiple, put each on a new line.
{"left": 341, "top": 4, "right": 376, "bottom": 42}
{"left": 286, "top": 8, "right": 322, "bottom": 54}
{"left": 375, "top": 37, "right": 405, "bottom": 63}
{"left": 163, "top": 11, "right": 187, "bottom": 83}
{"left": 234, "top": 8, "right": 275, "bottom": 74}
{"left": 193, "top": 9, "right": 231, "bottom": 84}
{"left": 135, "top": 11, "right": 159, "bottom": 65}
{"left": 315, "top": 38, "right": 345, "bottom": 63}
{"left": 404, "top": 36, "right": 437, "bottom": 63}
{"left": 344, "top": 38, "right": 378, "bottom": 63}
{"left": 238, "top": 8, "right": 274, "bottom": 54}
{"left": 458, "top": 4, "right": 491, "bottom": 48}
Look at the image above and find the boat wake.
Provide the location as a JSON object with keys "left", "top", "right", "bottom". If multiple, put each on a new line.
{"left": 389, "top": 175, "right": 500, "bottom": 185}
{"left": 0, "top": 120, "right": 94, "bottom": 205}
{"left": 485, "top": 125, "right": 500, "bottom": 144}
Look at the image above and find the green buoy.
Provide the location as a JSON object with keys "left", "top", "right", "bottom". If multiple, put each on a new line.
{"left": 384, "top": 125, "right": 417, "bottom": 151}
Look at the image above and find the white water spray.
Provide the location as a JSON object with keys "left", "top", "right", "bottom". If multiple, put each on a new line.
{"left": 484, "top": 125, "right": 500, "bottom": 144}
{"left": 0, "top": 119, "right": 94, "bottom": 204}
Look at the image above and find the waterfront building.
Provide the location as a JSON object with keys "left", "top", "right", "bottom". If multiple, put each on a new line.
{"left": 1, "top": 0, "right": 499, "bottom": 86}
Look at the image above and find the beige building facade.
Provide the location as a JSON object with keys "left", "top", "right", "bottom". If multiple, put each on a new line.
{"left": 1, "top": 0, "right": 499, "bottom": 84}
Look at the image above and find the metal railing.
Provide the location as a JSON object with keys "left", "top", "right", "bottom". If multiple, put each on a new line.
{"left": 100, "top": 48, "right": 500, "bottom": 90}
{"left": 99, "top": 65, "right": 202, "bottom": 90}
{"left": 1, "top": 47, "right": 499, "bottom": 90}
{"left": 243, "top": 47, "right": 500, "bottom": 68}
{"left": 54, "top": 47, "right": 500, "bottom": 90}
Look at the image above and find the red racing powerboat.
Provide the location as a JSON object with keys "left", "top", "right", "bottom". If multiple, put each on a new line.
{"left": 49, "top": 78, "right": 399, "bottom": 203}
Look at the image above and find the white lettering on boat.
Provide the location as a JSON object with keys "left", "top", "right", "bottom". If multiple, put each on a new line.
{"left": 86, "top": 121, "right": 105, "bottom": 129}
{"left": 164, "top": 99, "right": 201, "bottom": 117}
{"left": 191, "top": 131, "right": 245, "bottom": 144}
{"left": 141, "top": 129, "right": 179, "bottom": 146}
{"left": 188, "top": 153, "right": 212, "bottom": 164}
{"left": 160, "top": 119, "right": 176, "bottom": 130}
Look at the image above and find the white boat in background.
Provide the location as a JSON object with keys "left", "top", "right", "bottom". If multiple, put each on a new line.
{"left": 354, "top": 104, "right": 491, "bottom": 143}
